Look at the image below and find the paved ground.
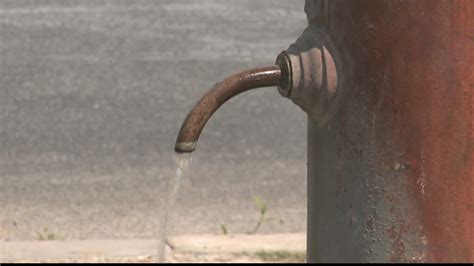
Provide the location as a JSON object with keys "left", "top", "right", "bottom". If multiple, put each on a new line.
{"left": 1, "top": 233, "right": 306, "bottom": 263}
{"left": 0, "top": 0, "right": 308, "bottom": 245}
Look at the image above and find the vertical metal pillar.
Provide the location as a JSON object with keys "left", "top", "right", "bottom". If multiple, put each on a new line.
{"left": 306, "top": 0, "right": 473, "bottom": 262}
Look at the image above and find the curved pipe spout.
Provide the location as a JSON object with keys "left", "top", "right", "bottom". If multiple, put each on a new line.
{"left": 175, "top": 65, "right": 281, "bottom": 153}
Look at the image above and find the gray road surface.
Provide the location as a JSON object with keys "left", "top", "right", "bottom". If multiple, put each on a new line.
{"left": 0, "top": 0, "right": 308, "bottom": 241}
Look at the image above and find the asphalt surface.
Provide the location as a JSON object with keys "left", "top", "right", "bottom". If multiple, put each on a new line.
{"left": 0, "top": 0, "right": 308, "bottom": 241}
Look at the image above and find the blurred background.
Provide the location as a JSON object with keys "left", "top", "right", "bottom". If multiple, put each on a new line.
{"left": 0, "top": 0, "right": 307, "bottom": 243}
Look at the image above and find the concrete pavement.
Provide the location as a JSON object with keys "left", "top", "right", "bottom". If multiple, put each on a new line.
{"left": 1, "top": 233, "right": 306, "bottom": 263}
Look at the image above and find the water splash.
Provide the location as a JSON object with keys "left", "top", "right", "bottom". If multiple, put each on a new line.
{"left": 156, "top": 153, "right": 192, "bottom": 263}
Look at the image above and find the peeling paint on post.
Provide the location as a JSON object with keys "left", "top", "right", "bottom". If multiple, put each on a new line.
{"left": 305, "top": 0, "right": 473, "bottom": 262}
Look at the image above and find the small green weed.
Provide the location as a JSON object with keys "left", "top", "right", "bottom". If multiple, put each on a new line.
{"left": 219, "top": 196, "right": 284, "bottom": 235}
{"left": 36, "top": 227, "right": 63, "bottom": 241}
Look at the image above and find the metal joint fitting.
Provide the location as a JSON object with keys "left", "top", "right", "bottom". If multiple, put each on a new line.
{"left": 276, "top": 26, "right": 342, "bottom": 125}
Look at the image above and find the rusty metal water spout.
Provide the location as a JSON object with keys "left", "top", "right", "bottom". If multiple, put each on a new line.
{"left": 174, "top": 66, "right": 281, "bottom": 153}
{"left": 175, "top": 27, "right": 340, "bottom": 154}
{"left": 173, "top": 0, "right": 474, "bottom": 262}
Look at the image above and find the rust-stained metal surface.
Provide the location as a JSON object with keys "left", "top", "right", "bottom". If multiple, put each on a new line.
{"left": 175, "top": 66, "right": 281, "bottom": 153}
{"left": 305, "top": 0, "right": 473, "bottom": 262}
{"left": 275, "top": 25, "right": 342, "bottom": 125}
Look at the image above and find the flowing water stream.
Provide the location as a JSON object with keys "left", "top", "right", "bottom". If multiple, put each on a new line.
{"left": 156, "top": 153, "right": 193, "bottom": 262}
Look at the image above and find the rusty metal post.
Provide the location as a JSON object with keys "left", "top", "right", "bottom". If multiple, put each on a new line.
{"left": 305, "top": 0, "right": 473, "bottom": 262}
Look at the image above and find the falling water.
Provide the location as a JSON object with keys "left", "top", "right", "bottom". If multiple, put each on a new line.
{"left": 156, "top": 153, "right": 192, "bottom": 263}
